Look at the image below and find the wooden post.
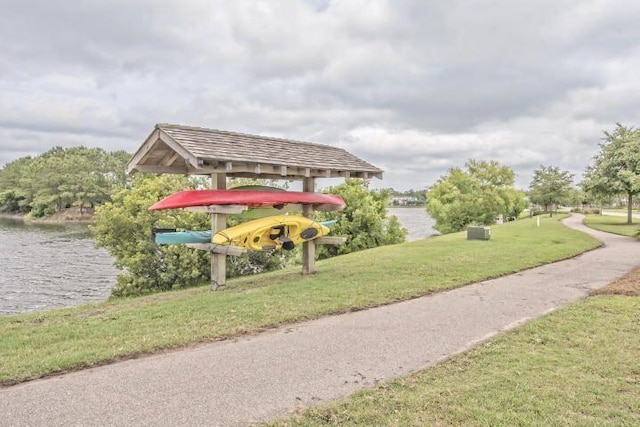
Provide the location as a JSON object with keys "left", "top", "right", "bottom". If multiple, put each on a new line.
{"left": 302, "top": 177, "right": 316, "bottom": 274}
{"left": 210, "top": 173, "right": 227, "bottom": 289}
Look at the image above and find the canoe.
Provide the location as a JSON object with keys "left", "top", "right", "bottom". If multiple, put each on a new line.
{"left": 154, "top": 219, "right": 337, "bottom": 249}
{"left": 148, "top": 190, "right": 345, "bottom": 212}
{"left": 213, "top": 215, "right": 331, "bottom": 251}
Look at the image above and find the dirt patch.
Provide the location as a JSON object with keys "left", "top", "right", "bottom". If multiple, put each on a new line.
{"left": 591, "top": 266, "right": 640, "bottom": 297}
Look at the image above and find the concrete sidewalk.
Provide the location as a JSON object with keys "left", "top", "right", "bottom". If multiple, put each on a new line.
{"left": 2, "top": 214, "right": 639, "bottom": 426}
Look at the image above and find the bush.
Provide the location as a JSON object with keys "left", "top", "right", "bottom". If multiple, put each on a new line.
{"left": 426, "top": 160, "right": 526, "bottom": 233}
{"left": 582, "top": 208, "right": 601, "bottom": 215}
{"left": 92, "top": 174, "right": 210, "bottom": 297}
{"left": 316, "top": 179, "right": 407, "bottom": 258}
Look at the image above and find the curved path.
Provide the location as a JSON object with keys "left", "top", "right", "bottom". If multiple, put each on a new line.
{"left": 2, "top": 214, "right": 640, "bottom": 426}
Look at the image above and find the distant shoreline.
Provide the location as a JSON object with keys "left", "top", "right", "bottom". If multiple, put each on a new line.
{"left": 0, "top": 209, "right": 95, "bottom": 224}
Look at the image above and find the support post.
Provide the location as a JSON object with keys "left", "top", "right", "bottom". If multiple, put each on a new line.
{"left": 302, "top": 177, "right": 316, "bottom": 275}
{"left": 210, "top": 173, "right": 227, "bottom": 289}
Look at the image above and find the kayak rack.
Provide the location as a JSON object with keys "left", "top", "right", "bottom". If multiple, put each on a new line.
{"left": 129, "top": 123, "right": 383, "bottom": 290}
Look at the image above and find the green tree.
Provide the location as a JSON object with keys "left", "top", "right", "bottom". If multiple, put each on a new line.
{"left": 0, "top": 146, "right": 131, "bottom": 216}
{"left": 316, "top": 179, "right": 407, "bottom": 258}
{"left": 0, "top": 190, "right": 23, "bottom": 213}
{"left": 582, "top": 124, "right": 640, "bottom": 224}
{"left": 0, "top": 156, "right": 33, "bottom": 213}
{"left": 426, "top": 159, "right": 526, "bottom": 233}
{"left": 529, "top": 165, "right": 574, "bottom": 216}
{"left": 92, "top": 174, "right": 211, "bottom": 296}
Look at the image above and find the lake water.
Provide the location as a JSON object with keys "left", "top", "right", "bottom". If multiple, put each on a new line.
{"left": 387, "top": 207, "right": 438, "bottom": 241}
{"left": 0, "top": 217, "right": 118, "bottom": 315}
{"left": 0, "top": 208, "right": 436, "bottom": 315}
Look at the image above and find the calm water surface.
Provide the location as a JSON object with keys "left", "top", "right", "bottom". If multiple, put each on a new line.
{"left": 387, "top": 207, "right": 438, "bottom": 241}
{"left": 0, "top": 208, "right": 435, "bottom": 315}
{"left": 0, "top": 217, "right": 118, "bottom": 315}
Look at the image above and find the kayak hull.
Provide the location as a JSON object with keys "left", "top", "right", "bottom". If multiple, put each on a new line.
{"left": 213, "top": 215, "right": 330, "bottom": 251}
{"left": 149, "top": 190, "right": 345, "bottom": 212}
{"left": 155, "top": 231, "right": 211, "bottom": 245}
{"left": 154, "top": 219, "right": 335, "bottom": 250}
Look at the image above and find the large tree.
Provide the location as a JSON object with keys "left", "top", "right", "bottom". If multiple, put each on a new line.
{"left": 426, "top": 159, "right": 526, "bottom": 234}
{"left": 529, "top": 165, "right": 574, "bottom": 216}
{"left": 582, "top": 124, "right": 640, "bottom": 224}
{"left": 0, "top": 146, "right": 131, "bottom": 216}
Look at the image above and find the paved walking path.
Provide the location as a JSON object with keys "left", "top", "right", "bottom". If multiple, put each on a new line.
{"left": 2, "top": 214, "right": 640, "bottom": 426}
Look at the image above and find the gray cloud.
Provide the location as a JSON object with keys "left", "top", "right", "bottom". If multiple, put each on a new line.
{"left": 1, "top": 0, "right": 639, "bottom": 191}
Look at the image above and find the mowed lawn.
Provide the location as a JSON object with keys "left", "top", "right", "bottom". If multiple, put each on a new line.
{"left": 0, "top": 215, "right": 600, "bottom": 385}
{"left": 583, "top": 214, "right": 640, "bottom": 237}
{"left": 269, "top": 277, "right": 640, "bottom": 426}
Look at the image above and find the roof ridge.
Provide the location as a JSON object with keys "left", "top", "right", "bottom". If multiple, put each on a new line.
{"left": 156, "top": 123, "right": 347, "bottom": 153}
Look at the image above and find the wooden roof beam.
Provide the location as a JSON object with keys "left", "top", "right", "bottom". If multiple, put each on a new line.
{"left": 157, "top": 129, "right": 199, "bottom": 169}
{"left": 127, "top": 129, "right": 160, "bottom": 174}
{"left": 161, "top": 151, "right": 180, "bottom": 167}
{"left": 132, "top": 164, "right": 190, "bottom": 175}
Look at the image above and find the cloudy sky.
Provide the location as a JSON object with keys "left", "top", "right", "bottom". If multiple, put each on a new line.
{"left": 1, "top": 0, "right": 639, "bottom": 190}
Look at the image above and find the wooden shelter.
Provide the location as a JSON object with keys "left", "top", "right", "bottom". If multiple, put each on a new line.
{"left": 127, "top": 123, "right": 383, "bottom": 288}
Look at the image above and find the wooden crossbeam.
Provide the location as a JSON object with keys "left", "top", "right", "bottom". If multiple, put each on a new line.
{"left": 185, "top": 243, "right": 246, "bottom": 256}
{"left": 132, "top": 164, "right": 189, "bottom": 174}
{"left": 315, "top": 236, "right": 347, "bottom": 246}
{"left": 185, "top": 205, "right": 247, "bottom": 214}
{"left": 161, "top": 151, "right": 180, "bottom": 167}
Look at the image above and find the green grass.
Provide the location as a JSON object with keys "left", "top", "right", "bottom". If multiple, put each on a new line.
{"left": 270, "top": 296, "right": 640, "bottom": 426}
{"left": 583, "top": 214, "right": 640, "bottom": 237}
{"left": 0, "top": 215, "right": 600, "bottom": 385}
{"left": 602, "top": 208, "right": 639, "bottom": 214}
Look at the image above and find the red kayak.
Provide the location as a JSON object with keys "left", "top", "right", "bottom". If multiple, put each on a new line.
{"left": 149, "top": 190, "right": 346, "bottom": 211}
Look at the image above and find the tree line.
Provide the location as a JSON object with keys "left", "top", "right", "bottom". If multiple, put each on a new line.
{"left": 426, "top": 123, "right": 640, "bottom": 233}
{"left": 0, "top": 146, "right": 130, "bottom": 217}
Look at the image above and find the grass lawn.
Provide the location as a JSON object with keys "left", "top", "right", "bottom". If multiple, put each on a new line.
{"left": 0, "top": 215, "right": 600, "bottom": 385}
{"left": 601, "top": 208, "right": 640, "bottom": 214}
{"left": 269, "top": 272, "right": 640, "bottom": 427}
{"left": 583, "top": 214, "right": 640, "bottom": 237}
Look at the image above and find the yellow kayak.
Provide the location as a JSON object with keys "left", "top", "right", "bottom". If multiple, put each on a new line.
{"left": 212, "top": 215, "right": 331, "bottom": 251}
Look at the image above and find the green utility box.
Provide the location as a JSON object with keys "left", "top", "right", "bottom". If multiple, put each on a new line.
{"left": 467, "top": 226, "right": 491, "bottom": 240}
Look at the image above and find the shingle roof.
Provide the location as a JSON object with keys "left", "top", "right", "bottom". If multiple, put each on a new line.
{"left": 127, "top": 123, "right": 383, "bottom": 179}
